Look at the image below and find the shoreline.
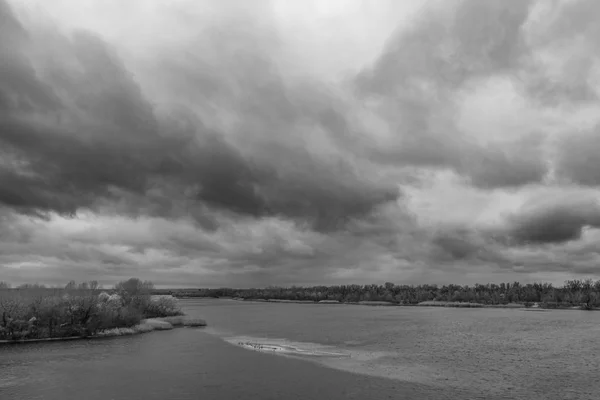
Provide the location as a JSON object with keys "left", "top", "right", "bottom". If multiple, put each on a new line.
{"left": 197, "top": 297, "right": 600, "bottom": 311}
{"left": 0, "top": 316, "right": 206, "bottom": 345}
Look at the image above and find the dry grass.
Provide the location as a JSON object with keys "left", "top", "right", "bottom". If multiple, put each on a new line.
{"left": 38, "top": 316, "right": 203, "bottom": 340}
{"left": 157, "top": 316, "right": 207, "bottom": 327}
{"left": 95, "top": 320, "right": 172, "bottom": 337}
{"left": 95, "top": 327, "right": 139, "bottom": 337}
{"left": 139, "top": 319, "right": 174, "bottom": 330}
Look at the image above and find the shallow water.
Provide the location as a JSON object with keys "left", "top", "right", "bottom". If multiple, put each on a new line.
{"left": 1, "top": 299, "right": 599, "bottom": 399}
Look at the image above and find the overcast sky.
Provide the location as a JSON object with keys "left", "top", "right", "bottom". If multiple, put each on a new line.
{"left": 2, "top": 0, "right": 600, "bottom": 288}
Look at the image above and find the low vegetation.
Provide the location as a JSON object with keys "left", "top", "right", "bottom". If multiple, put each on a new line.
{"left": 158, "top": 315, "right": 207, "bottom": 327}
{"left": 0, "top": 278, "right": 186, "bottom": 342}
{"left": 152, "top": 279, "right": 600, "bottom": 310}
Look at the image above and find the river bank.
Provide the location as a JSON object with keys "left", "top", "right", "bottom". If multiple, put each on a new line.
{"left": 0, "top": 315, "right": 206, "bottom": 345}
{"left": 160, "top": 280, "right": 600, "bottom": 311}
{"left": 217, "top": 297, "right": 599, "bottom": 310}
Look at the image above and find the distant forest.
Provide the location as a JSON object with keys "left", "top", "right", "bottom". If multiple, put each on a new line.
{"left": 4, "top": 279, "right": 600, "bottom": 310}
{"left": 151, "top": 279, "right": 600, "bottom": 309}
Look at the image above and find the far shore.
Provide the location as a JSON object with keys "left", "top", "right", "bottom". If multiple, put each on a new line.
{"left": 0, "top": 315, "right": 206, "bottom": 345}
{"left": 188, "top": 297, "right": 599, "bottom": 311}
{"left": 160, "top": 280, "right": 600, "bottom": 312}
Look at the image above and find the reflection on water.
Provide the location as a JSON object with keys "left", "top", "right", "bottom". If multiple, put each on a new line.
{"left": 2, "top": 298, "right": 600, "bottom": 400}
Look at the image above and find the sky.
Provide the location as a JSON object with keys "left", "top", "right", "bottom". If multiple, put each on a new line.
{"left": 1, "top": 0, "right": 600, "bottom": 288}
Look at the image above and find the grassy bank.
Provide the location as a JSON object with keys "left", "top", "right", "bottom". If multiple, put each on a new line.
{"left": 92, "top": 316, "right": 207, "bottom": 338}
{"left": 0, "top": 278, "right": 206, "bottom": 343}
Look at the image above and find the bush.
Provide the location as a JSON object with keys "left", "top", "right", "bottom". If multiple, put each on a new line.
{"left": 114, "top": 305, "right": 144, "bottom": 327}
{"left": 97, "top": 292, "right": 111, "bottom": 303}
{"left": 140, "top": 319, "right": 173, "bottom": 330}
{"left": 96, "top": 327, "right": 137, "bottom": 337}
{"left": 115, "top": 278, "right": 154, "bottom": 308}
{"left": 144, "top": 296, "right": 183, "bottom": 318}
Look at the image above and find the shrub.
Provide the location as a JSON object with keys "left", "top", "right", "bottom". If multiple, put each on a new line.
{"left": 115, "top": 305, "right": 144, "bottom": 327}
{"left": 144, "top": 296, "right": 183, "bottom": 318}
{"left": 96, "top": 327, "right": 137, "bottom": 337}
{"left": 133, "top": 323, "right": 155, "bottom": 334}
{"left": 140, "top": 319, "right": 173, "bottom": 330}
{"left": 97, "top": 292, "right": 111, "bottom": 303}
{"left": 115, "top": 278, "right": 154, "bottom": 308}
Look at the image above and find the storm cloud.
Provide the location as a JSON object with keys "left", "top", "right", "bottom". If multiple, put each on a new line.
{"left": 1, "top": 0, "right": 600, "bottom": 287}
{"left": 506, "top": 193, "right": 600, "bottom": 245}
{"left": 0, "top": 2, "right": 399, "bottom": 232}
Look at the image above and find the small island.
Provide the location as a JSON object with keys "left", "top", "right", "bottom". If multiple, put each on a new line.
{"left": 0, "top": 278, "right": 206, "bottom": 343}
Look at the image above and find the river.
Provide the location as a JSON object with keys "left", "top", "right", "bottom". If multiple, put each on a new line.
{"left": 1, "top": 298, "right": 599, "bottom": 399}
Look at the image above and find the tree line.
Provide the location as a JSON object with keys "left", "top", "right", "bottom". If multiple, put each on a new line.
{"left": 153, "top": 279, "right": 600, "bottom": 309}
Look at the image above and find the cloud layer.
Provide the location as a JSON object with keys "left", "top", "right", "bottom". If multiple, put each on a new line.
{"left": 1, "top": 0, "right": 600, "bottom": 287}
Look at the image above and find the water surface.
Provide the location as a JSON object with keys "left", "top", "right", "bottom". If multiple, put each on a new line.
{"left": 2, "top": 298, "right": 599, "bottom": 399}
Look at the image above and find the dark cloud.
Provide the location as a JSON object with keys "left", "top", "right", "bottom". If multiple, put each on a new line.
{"left": 430, "top": 226, "right": 510, "bottom": 267}
{"left": 0, "top": 0, "right": 399, "bottom": 232}
{"left": 505, "top": 194, "right": 600, "bottom": 245}
{"left": 433, "top": 229, "right": 482, "bottom": 260}
{"left": 0, "top": 3, "right": 60, "bottom": 115}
